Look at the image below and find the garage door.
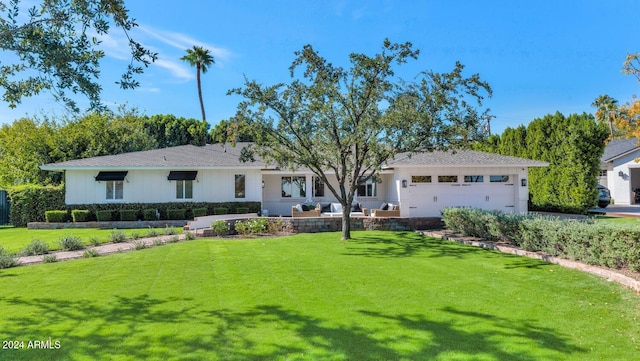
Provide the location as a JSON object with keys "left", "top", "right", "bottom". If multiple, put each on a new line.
{"left": 404, "top": 175, "right": 516, "bottom": 217}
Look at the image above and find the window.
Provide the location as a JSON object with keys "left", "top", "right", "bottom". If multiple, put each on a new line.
{"left": 106, "top": 181, "right": 123, "bottom": 200}
{"left": 464, "top": 175, "right": 484, "bottom": 183}
{"left": 490, "top": 175, "right": 510, "bottom": 183}
{"left": 411, "top": 175, "right": 432, "bottom": 183}
{"left": 313, "top": 176, "right": 325, "bottom": 197}
{"left": 281, "top": 176, "right": 306, "bottom": 198}
{"left": 357, "top": 177, "right": 377, "bottom": 197}
{"left": 235, "top": 174, "right": 245, "bottom": 198}
{"left": 599, "top": 169, "right": 608, "bottom": 177}
{"left": 438, "top": 175, "right": 458, "bottom": 183}
{"left": 176, "top": 180, "right": 193, "bottom": 199}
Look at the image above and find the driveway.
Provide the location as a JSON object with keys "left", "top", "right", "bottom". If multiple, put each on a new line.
{"left": 590, "top": 205, "right": 640, "bottom": 217}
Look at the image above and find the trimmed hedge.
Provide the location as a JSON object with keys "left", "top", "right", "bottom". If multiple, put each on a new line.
{"left": 441, "top": 207, "right": 640, "bottom": 272}
{"left": 71, "top": 210, "right": 90, "bottom": 222}
{"left": 120, "top": 209, "right": 139, "bottom": 221}
{"left": 214, "top": 207, "right": 228, "bottom": 215}
{"left": 96, "top": 210, "right": 115, "bottom": 222}
{"left": 192, "top": 207, "right": 207, "bottom": 217}
{"left": 143, "top": 208, "right": 158, "bottom": 221}
{"left": 8, "top": 184, "right": 65, "bottom": 226}
{"left": 45, "top": 210, "right": 68, "bottom": 223}
{"left": 167, "top": 209, "right": 186, "bottom": 220}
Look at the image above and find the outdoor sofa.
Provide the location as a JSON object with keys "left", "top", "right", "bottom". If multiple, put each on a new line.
{"left": 370, "top": 203, "right": 400, "bottom": 217}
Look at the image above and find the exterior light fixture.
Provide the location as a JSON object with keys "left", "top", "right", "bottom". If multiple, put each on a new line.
{"left": 619, "top": 171, "right": 624, "bottom": 177}
{"left": 402, "top": 179, "right": 407, "bottom": 188}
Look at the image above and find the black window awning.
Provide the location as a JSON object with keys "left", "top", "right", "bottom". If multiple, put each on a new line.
{"left": 168, "top": 171, "right": 198, "bottom": 181}
{"left": 95, "top": 171, "right": 128, "bottom": 181}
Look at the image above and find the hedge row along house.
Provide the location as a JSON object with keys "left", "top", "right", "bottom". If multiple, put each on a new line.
{"left": 40, "top": 142, "right": 548, "bottom": 218}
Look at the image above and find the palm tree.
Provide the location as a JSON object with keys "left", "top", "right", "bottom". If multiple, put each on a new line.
{"left": 181, "top": 46, "right": 215, "bottom": 122}
{"left": 591, "top": 94, "right": 619, "bottom": 140}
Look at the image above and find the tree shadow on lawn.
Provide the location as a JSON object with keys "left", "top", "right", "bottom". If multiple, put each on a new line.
{"left": 344, "top": 232, "right": 554, "bottom": 270}
{"left": 0, "top": 294, "right": 585, "bottom": 360}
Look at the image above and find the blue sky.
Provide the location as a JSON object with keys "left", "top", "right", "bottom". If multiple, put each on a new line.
{"left": 1, "top": 0, "right": 639, "bottom": 134}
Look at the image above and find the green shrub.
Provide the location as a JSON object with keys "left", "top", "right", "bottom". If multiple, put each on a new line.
{"left": 133, "top": 240, "right": 147, "bottom": 250}
{"left": 120, "top": 209, "right": 139, "bottom": 221}
{"left": 71, "top": 209, "right": 90, "bottom": 222}
{"left": 20, "top": 239, "right": 49, "bottom": 256}
{"left": 83, "top": 249, "right": 100, "bottom": 258}
{"left": 59, "top": 235, "right": 84, "bottom": 251}
{"left": 192, "top": 207, "right": 207, "bottom": 217}
{"left": 214, "top": 207, "right": 228, "bottom": 215}
{"left": 164, "top": 226, "right": 176, "bottom": 235}
{"left": 167, "top": 209, "right": 186, "bottom": 220}
{"left": 184, "top": 231, "right": 196, "bottom": 240}
{"left": 45, "top": 210, "right": 68, "bottom": 223}
{"left": 8, "top": 184, "right": 64, "bottom": 226}
{"left": 266, "top": 219, "right": 286, "bottom": 234}
{"left": 130, "top": 231, "right": 141, "bottom": 240}
{"left": 145, "top": 228, "right": 159, "bottom": 237}
{"left": 109, "top": 230, "right": 128, "bottom": 243}
{"left": 236, "top": 207, "right": 249, "bottom": 214}
{"left": 167, "top": 236, "right": 179, "bottom": 243}
{"left": 88, "top": 236, "right": 101, "bottom": 246}
{"left": 442, "top": 207, "right": 640, "bottom": 273}
{"left": 0, "top": 246, "right": 17, "bottom": 269}
{"left": 42, "top": 254, "right": 57, "bottom": 263}
{"left": 96, "top": 210, "right": 114, "bottom": 222}
{"left": 143, "top": 208, "right": 158, "bottom": 221}
{"left": 211, "top": 220, "right": 229, "bottom": 236}
{"left": 235, "top": 218, "right": 268, "bottom": 236}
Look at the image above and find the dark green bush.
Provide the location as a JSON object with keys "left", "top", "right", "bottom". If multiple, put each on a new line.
{"left": 45, "top": 210, "right": 69, "bottom": 223}
{"left": 192, "top": 207, "right": 207, "bottom": 217}
{"left": 8, "top": 184, "right": 64, "bottom": 226}
{"left": 59, "top": 235, "right": 84, "bottom": 251}
{"left": 235, "top": 207, "right": 249, "bottom": 214}
{"left": 96, "top": 210, "right": 114, "bottom": 222}
{"left": 20, "top": 239, "right": 50, "bottom": 256}
{"left": 143, "top": 208, "right": 158, "bottom": 221}
{"left": 167, "top": 209, "right": 186, "bottom": 220}
{"left": 120, "top": 209, "right": 139, "bottom": 221}
{"left": 214, "top": 207, "right": 228, "bottom": 215}
{"left": 71, "top": 209, "right": 90, "bottom": 222}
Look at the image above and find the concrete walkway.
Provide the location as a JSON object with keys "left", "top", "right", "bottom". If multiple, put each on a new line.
{"left": 15, "top": 234, "right": 188, "bottom": 266}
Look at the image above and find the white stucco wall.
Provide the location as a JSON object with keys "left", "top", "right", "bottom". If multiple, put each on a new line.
{"left": 64, "top": 168, "right": 262, "bottom": 205}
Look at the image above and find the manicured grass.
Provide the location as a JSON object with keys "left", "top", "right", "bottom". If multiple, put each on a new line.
{"left": 0, "top": 231, "right": 638, "bottom": 360}
{"left": 592, "top": 215, "right": 640, "bottom": 226}
{"left": 0, "top": 227, "right": 183, "bottom": 254}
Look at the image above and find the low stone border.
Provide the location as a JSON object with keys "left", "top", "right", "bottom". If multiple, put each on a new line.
{"left": 420, "top": 229, "right": 640, "bottom": 295}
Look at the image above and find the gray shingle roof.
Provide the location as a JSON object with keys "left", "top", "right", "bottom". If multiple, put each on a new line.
{"left": 41, "top": 143, "right": 548, "bottom": 171}
{"left": 41, "top": 143, "right": 264, "bottom": 170}
{"left": 601, "top": 138, "right": 640, "bottom": 162}
{"left": 387, "top": 150, "right": 549, "bottom": 167}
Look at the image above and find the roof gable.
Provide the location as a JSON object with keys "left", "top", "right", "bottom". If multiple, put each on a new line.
{"left": 601, "top": 138, "right": 640, "bottom": 162}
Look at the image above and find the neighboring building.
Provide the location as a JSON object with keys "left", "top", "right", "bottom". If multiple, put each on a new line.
{"left": 600, "top": 138, "right": 640, "bottom": 205}
{"left": 41, "top": 143, "right": 549, "bottom": 217}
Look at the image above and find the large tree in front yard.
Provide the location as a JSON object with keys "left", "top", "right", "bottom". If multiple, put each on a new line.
{"left": 230, "top": 39, "right": 492, "bottom": 240}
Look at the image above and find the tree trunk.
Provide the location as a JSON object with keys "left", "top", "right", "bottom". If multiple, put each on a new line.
{"left": 341, "top": 208, "right": 351, "bottom": 240}
{"left": 196, "top": 64, "right": 206, "bottom": 122}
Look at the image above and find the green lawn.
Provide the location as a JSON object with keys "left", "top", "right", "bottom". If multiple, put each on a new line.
{"left": 0, "top": 231, "right": 638, "bottom": 360}
{"left": 592, "top": 215, "right": 640, "bottom": 226}
{"left": 0, "top": 227, "right": 183, "bottom": 253}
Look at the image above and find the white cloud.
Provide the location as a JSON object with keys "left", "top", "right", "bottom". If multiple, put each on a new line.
{"left": 138, "top": 25, "right": 233, "bottom": 64}
{"left": 154, "top": 58, "right": 193, "bottom": 81}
